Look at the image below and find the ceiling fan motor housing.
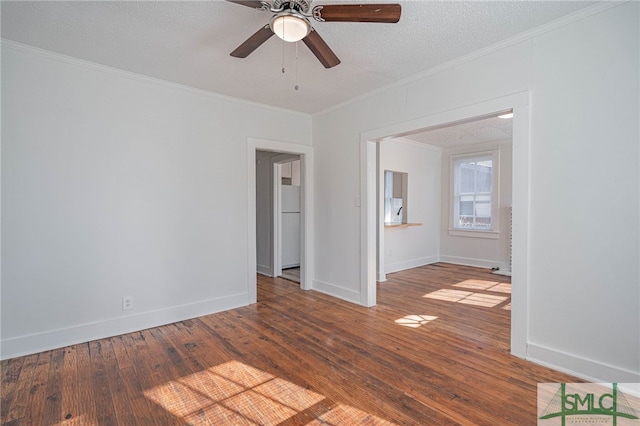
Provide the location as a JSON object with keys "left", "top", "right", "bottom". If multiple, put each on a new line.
{"left": 273, "top": 0, "right": 311, "bottom": 14}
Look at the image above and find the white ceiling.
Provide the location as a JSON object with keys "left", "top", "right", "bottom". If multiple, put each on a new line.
{"left": 402, "top": 113, "right": 513, "bottom": 147}
{"left": 2, "top": 0, "right": 597, "bottom": 115}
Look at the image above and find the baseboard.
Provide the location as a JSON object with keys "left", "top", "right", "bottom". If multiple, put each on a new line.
{"left": 439, "top": 255, "right": 508, "bottom": 271}
{"left": 257, "top": 264, "right": 272, "bottom": 276}
{"left": 376, "top": 272, "right": 387, "bottom": 282}
{"left": 385, "top": 256, "right": 439, "bottom": 274}
{"left": 312, "top": 280, "right": 361, "bottom": 305}
{"left": 1, "top": 292, "right": 249, "bottom": 360}
{"left": 527, "top": 342, "right": 640, "bottom": 385}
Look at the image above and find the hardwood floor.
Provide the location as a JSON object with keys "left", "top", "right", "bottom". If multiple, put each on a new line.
{"left": 1, "top": 263, "right": 580, "bottom": 425}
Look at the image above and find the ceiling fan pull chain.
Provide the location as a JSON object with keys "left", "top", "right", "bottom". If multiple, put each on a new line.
{"left": 282, "top": 32, "right": 286, "bottom": 74}
{"left": 294, "top": 41, "right": 299, "bottom": 90}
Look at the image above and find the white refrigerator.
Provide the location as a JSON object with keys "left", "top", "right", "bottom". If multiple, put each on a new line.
{"left": 281, "top": 185, "right": 300, "bottom": 269}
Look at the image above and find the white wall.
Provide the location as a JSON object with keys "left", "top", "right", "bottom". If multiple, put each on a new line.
{"left": 1, "top": 42, "right": 311, "bottom": 359}
{"left": 312, "top": 3, "right": 639, "bottom": 383}
{"left": 526, "top": 2, "right": 639, "bottom": 382}
{"left": 380, "top": 139, "right": 440, "bottom": 275}
{"left": 440, "top": 140, "right": 512, "bottom": 270}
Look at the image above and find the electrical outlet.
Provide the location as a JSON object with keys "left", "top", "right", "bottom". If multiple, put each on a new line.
{"left": 122, "top": 296, "right": 134, "bottom": 311}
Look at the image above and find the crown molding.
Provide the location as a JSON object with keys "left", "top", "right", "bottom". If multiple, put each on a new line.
{"left": 1, "top": 39, "right": 312, "bottom": 120}
{"left": 314, "top": 1, "right": 622, "bottom": 117}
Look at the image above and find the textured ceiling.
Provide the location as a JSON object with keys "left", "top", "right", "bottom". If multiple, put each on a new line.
{"left": 2, "top": 1, "right": 598, "bottom": 114}
{"left": 402, "top": 114, "right": 513, "bottom": 148}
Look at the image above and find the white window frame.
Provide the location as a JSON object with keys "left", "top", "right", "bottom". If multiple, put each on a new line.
{"left": 449, "top": 149, "right": 500, "bottom": 239}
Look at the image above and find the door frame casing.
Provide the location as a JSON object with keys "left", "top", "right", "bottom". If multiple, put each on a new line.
{"left": 247, "top": 138, "right": 314, "bottom": 303}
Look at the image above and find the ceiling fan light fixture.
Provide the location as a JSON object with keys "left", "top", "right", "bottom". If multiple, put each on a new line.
{"left": 271, "top": 12, "right": 310, "bottom": 42}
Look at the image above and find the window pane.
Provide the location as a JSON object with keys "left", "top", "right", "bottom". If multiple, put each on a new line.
{"left": 459, "top": 166, "right": 475, "bottom": 193}
{"left": 476, "top": 164, "right": 492, "bottom": 192}
{"left": 475, "top": 217, "right": 492, "bottom": 229}
{"left": 458, "top": 216, "right": 474, "bottom": 228}
{"left": 459, "top": 199, "right": 474, "bottom": 216}
{"left": 475, "top": 199, "right": 491, "bottom": 217}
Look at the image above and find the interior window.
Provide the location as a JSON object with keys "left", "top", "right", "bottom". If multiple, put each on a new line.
{"left": 384, "top": 170, "right": 408, "bottom": 225}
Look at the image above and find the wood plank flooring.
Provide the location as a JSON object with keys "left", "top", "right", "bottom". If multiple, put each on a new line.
{"left": 1, "top": 263, "right": 580, "bottom": 425}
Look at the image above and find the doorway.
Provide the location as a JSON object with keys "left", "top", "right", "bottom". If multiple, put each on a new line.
{"left": 378, "top": 114, "right": 513, "bottom": 282}
{"left": 359, "top": 91, "right": 530, "bottom": 358}
{"left": 247, "top": 138, "right": 314, "bottom": 304}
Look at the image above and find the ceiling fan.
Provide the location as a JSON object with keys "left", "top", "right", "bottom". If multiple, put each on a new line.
{"left": 227, "top": 0, "right": 401, "bottom": 68}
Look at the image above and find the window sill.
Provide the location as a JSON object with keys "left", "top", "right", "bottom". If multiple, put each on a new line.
{"left": 385, "top": 222, "right": 423, "bottom": 229}
{"left": 448, "top": 229, "right": 500, "bottom": 239}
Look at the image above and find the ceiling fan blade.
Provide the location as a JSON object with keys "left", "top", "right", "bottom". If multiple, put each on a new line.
{"left": 312, "top": 4, "right": 401, "bottom": 23}
{"left": 302, "top": 29, "right": 340, "bottom": 69}
{"left": 230, "top": 25, "right": 274, "bottom": 58}
{"left": 226, "top": 0, "right": 266, "bottom": 10}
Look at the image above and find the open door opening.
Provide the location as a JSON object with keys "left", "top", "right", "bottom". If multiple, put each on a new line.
{"left": 377, "top": 113, "right": 513, "bottom": 282}
{"left": 255, "top": 151, "right": 301, "bottom": 282}
{"left": 247, "top": 137, "right": 314, "bottom": 304}
{"left": 359, "top": 92, "right": 530, "bottom": 359}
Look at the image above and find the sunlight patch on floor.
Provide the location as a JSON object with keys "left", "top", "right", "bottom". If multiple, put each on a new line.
{"left": 424, "top": 289, "right": 508, "bottom": 307}
{"left": 395, "top": 314, "right": 438, "bottom": 328}
{"left": 424, "top": 289, "right": 473, "bottom": 302}
{"left": 453, "top": 279, "right": 511, "bottom": 294}
{"left": 313, "top": 404, "right": 398, "bottom": 425}
{"left": 487, "top": 282, "right": 511, "bottom": 293}
{"left": 144, "top": 359, "right": 397, "bottom": 425}
{"left": 457, "top": 292, "right": 508, "bottom": 307}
